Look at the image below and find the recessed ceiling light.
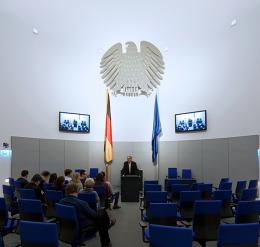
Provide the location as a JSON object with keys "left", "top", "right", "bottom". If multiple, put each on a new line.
{"left": 32, "top": 28, "right": 39, "bottom": 35}
{"left": 230, "top": 19, "right": 237, "bottom": 27}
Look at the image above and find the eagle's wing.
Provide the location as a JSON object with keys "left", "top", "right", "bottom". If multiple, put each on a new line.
{"left": 100, "top": 43, "right": 122, "bottom": 88}
{"left": 140, "top": 41, "right": 164, "bottom": 88}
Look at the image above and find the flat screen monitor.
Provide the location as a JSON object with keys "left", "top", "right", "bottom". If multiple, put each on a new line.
{"left": 175, "top": 110, "right": 207, "bottom": 133}
{"left": 59, "top": 112, "right": 90, "bottom": 133}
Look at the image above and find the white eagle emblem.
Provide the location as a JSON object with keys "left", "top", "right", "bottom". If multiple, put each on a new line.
{"left": 100, "top": 41, "right": 165, "bottom": 97}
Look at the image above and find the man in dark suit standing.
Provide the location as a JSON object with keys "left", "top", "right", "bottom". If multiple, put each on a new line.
{"left": 122, "top": 155, "right": 139, "bottom": 175}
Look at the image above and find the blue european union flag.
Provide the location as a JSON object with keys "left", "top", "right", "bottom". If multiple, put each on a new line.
{"left": 152, "top": 95, "right": 162, "bottom": 163}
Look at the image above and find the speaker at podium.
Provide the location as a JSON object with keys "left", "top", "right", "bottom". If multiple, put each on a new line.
{"left": 121, "top": 169, "right": 143, "bottom": 202}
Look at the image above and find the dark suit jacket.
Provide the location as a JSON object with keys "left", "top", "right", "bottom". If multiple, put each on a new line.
{"left": 17, "top": 177, "right": 29, "bottom": 188}
{"left": 122, "top": 161, "right": 138, "bottom": 175}
{"left": 59, "top": 195, "right": 97, "bottom": 228}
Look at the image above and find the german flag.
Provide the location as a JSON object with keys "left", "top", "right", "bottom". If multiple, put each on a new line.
{"left": 104, "top": 90, "right": 113, "bottom": 164}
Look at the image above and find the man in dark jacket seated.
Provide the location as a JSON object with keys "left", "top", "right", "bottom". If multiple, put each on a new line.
{"left": 59, "top": 183, "right": 115, "bottom": 247}
{"left": 17, "top": 170, "right": 29, "bottom": 188}
{"left": 25, "top": 174, "right": 45, "bottom": 203}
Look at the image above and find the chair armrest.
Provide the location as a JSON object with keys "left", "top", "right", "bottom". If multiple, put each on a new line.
{"left": 176, "top": 221, "right": 186, "bottom": 227}
{"left": 139, "top": 221, "right": 148, "bottom": 228}
{"left": 180, "top": 220, "right": 192, "bottom": 227}
{"left": 45, "top": 217, "right": 56, "bottom": 223}
{"left": 139, "top": 206, "right": 144, "bottom": 211}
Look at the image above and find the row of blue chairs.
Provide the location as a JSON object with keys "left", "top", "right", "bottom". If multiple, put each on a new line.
{"left": 167, "top": 168, "right": 192, "bottom": 179}
{"left": 148, "top": 223, "right": 259, "bottom": 247}
{"left": 140, "top": 199, "right": 260, "bottom": 246}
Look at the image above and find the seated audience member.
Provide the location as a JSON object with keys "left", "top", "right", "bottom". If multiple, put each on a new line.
{"left": 64, "top": 169, "right": 73, "bottom": 182}
{"left": 17, "top": 170, "right": 29, "bottom": 188}
{"left": 70, "top": 173, "right": 83, "bottom": 191}
{"left": 50, "top": 176, "right": 66, "bottom": 194}
{"left": 25, "top": 174, "right": 45, "bottom": 203}
{"left": 59, "top": 183, "right": 115, "bottom": 247}
{"left": 41, "top": 170, "right": 51, "bottom": 182}
{"left": 49, "top": 173, "right": 58, "bottom": 184}
{"left": 101, "top": 171, "right": 120, "bottom": 209}
{"left": 80, "top": 169, "right": 88, "bottom": 185}
{"left": 84, "top": 178, "right": 100, "bottom": 206}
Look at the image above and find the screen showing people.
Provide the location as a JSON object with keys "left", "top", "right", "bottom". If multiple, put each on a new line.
{"left": 175, "top": 110, "right": 207, "bottom": 132}
{"left": 122, "top": 155, "right": 139, "bottom": 175}
{"left": 59, "top": 112, "right": 90, "bottom": 133}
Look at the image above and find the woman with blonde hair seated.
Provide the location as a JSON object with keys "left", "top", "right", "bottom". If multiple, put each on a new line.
{"left": 70, "top": 172, "right": 83, "bottom": 191}
{"left": 84, "top": 178, "right": 100, "bottom": 206}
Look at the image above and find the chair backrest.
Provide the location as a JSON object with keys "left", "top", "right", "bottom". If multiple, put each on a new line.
{"left": 213, "top": 190, "right": 232, "bottom": 201}
{"left": 45, "top": 190, "right": 64, "bottom": 218}
{"left": 0, "top": 198, "right": 8, "bottom": 230}
{"left": 235, "top": 200, "right": 260, "bottom": 224}
{"left": 248, "top": 179, "right": 258, "bottom": 189}
{"left": 145, "top": 191, "right": 167, "bottom": 214}
{"left": 198, "top": 183, "right": 213, "bottom": 200}
{"left": 168, "top": 168, "right": 177, "bottom": 179}
{"left": 193, "top": 200, "right": 222, "bottom": 242}
{"left": 240, "top": 188, "right": 257, "bottom": 201}
{"left": 20, "top": 221, "right": 59, "bottom": 247}
{"left": 149, "top": 203, "right": 178, "bottom": 226}
{"left": 165, "top": 179, "right": 181, "bottom": 191}
{"left": 219, "top": 178, "right": 229, "bottom": 185}
{"left": 182, "top": 169, "right": 192, "bottom": 179}
{"left": 171, "top": 184, "right": 190, "bottom": 202}
{"left": 89, "top": 168, "right": 99, "bottom": 178}
{"left": 42, "top": 182, "right": 51, "bottom": 192}
{"left": 191, "top": 183, "right": 203, "bottom": 191}
{"left": 20, "top": 189, "right": 36, "bottom": 200}
{"left": 179, "top": 191, "right": 201, "bottom": 220}
{"left": 75, "top": 169, "right": 83, "bottom": 173}
{"left": 213, "top": 190, "right": 233, "bottom": 218}
{"left": 144, "top": 184, "right": 162, "bottom": 193}
{"left": 235, "top": 181, "right": 247, "bottom": 199}
{"left": 2, "top": 185, "right": 14, "bottom": 211}
{"left": 78, "top": 192, "right": 97, "bottom": 210}
{"left": 14, "top": 180, "right": 22, "bottom": 189}
{"left": 217, "top": 223, "right": 258, "bottom": 247}
{"left": 18, "top": 199, "right": 44, "bottom": 222}
{"left": 9, "top": 178, "right": 15, "bottom": 187}
{"left": 219, "top": 182, "right": 232, "bottom": 190}
{"left": 55, "top": 203, "right": 79, "bottom": 244}
{"left": 149, "top": 224, "right": 193, "bottom": 247}
{"left": 144, "top": 180, "right": 159, "bottom": 185}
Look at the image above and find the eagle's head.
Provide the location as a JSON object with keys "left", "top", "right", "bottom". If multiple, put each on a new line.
{"left": 125, "top": 41, "right": 137, "bottom": 53}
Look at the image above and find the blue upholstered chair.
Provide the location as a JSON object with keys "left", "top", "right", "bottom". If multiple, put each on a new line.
{"left": 182, "top": 169, "right": 192, "bottom": 179}
{"left": 149, "top": 224, "right": 193, "bottom": 247}
{"left": 18, "top": 199, "right": 44, "bottom": 222}
{"left": 217, "top": 223, "right": 258, "bottom": 247}
{"left": 20, "top": 189, "right": 36, "bottom": 200}
{"left": 191, "top": 182, "right": 204, "bottom": 191}
{"left": 171, "top": 184, "right": 190, "bottom": 202}
{"left": 198, "top": 183, "right": 213, "bottom": 200}
{"left": 78, "top": 192, "right": 98, "bottom": 211}
{"left": 248, "top": 179, "right": 258, "bottom": 189}
{"left": 55, "top": 203, "right": 95, "bottom": 246}
{"left": 141, "top": 191, "right": 167, "bottom": 221}
{"left": 193, "top": 200, "right": 222, "bottom": 247}
{"left": 45, "top": 190, "right": 64, "bottom": 218}
{"left": 20, "top": 221, "right": 59, "bottom": 247}
{"left": 165, "top": 179, "right": 181, "bottom": 192}
{"left": 0, "top": 198, "right": 17, "bottom": 247}
{"left": 213, "top": 190, "right": 233, "bottom": 218}
{"left": 167, "top": 168, "right": 177, "bottom": 179}
{"left": 179, "top": 191, "right": 201, "bottom": 220}
{"left": 235, "top": 200, "right": 260, "bottom": 224}
{"left": 2, "top": 185, "right": 17, "bottom": 215}
{"left": 233, "top": 180, "right": 247, "bottom": 201}
{"left": 218, "top": 182, "right": 232, "bottom": 190}
{"left": 140, "top": 203, "right": 178, "bottom": 243}
{"left": 89, "top": 168, "right": 99, "bottom": 179}
{"left": 240, "top": 188, "right": 257, "bottom": 201}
